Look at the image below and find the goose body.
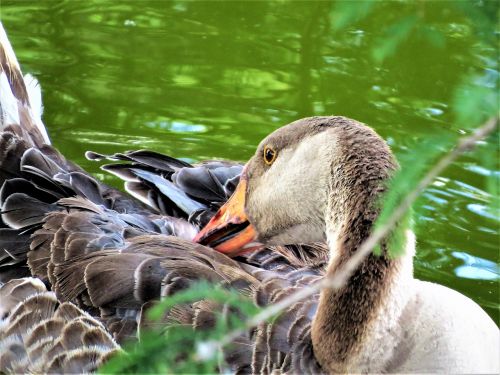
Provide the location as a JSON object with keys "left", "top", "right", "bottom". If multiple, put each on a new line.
{"left": 391, "top": 279, "right": 498, "bottom": 373}
{"left": 0, "top": 22, "right": 498, "bottom": 374}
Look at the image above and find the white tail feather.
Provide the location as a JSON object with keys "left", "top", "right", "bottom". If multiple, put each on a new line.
{"left": 0, "top": 72, "right": 20, "bottom": 126}
{"left": 0, "top": 22, "right": 50, "bottom": 145}
{"left": 24, "top": 73, "right": 49, "bottom": 144}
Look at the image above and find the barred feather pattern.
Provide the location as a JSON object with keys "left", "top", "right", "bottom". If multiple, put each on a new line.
{"left": 44, "top": 216, "right": 326, "bottom": 374}
{"left": 0, "top": 278, "right": 119, "bottom": 373}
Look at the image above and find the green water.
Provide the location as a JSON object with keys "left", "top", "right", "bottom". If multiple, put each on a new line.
{"left": 1, "top": 1, "right": 498, "bottom": 323}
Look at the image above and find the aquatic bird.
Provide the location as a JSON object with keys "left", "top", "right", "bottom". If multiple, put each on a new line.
{"left": 0, "top": 22, "right": 498, "bottom": 374}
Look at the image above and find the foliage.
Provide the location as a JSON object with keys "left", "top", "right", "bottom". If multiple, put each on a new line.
{"left": 99, "top": 282, "right": 259, "bottom": 374}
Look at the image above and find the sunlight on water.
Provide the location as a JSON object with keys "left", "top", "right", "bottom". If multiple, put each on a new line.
{"left": 452, "top": 252, "right": 499, "bottom": 281}
{"left": 145, "top": 120, "right": 207, "bottom": 133}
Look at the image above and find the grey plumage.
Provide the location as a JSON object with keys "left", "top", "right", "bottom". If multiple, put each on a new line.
{"left": 0, "top": 21, "right": 327, "bottom": 374}
{"left": 87, "top": 149, "right": 243, "bottom": 226}
{"left": 0, "top": 278, "right": 119, "bottom": 373}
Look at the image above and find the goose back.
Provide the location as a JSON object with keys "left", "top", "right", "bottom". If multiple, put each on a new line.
{"left": 0, "top": 22, "right": 328, "bottom": 374}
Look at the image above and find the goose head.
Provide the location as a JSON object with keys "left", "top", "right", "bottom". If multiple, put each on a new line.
{"left": 195, "top": 116, "right": 401, "bottom": 372}
{"left": 195, "top": 116, "right": 397, "bottom": 255}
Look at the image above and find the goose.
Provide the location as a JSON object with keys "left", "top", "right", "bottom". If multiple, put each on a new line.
{"left": 0, "top": 22, "right": 498, "bottom": 374}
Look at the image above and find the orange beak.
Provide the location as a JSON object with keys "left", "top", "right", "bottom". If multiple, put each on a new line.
{"left": 194, "top": 172, "right": 262, "bottom": 256}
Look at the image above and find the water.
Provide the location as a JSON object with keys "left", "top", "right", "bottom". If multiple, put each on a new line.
{"left": 1, "top": 1, "right": 498, "bottom": 322}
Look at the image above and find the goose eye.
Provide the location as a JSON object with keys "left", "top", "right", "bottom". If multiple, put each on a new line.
{"left": 263, "top": 146, "right": 277, "bottom": 165}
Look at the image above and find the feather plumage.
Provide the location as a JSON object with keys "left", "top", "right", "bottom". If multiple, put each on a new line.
{"left": 87, "top": 149, "right": 243, "bottom": 227}
{"left": 0, "top": 21, "right": 328, "bottom": 374}
{"left": 0, "top": 278, "right": 119, "bottom": 373}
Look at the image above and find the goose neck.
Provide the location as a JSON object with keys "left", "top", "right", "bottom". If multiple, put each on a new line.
{"left": 311, "top": 198, "right": 414, "bottom": 372}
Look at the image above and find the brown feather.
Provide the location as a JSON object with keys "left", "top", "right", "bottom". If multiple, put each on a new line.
{"left": 0, "top": 279, "right": 119, "bottom": 373}
{"left": 0, "top": 26, "right": 331, "bottom": 372}
{"left": 25, "top": 319, "right": 65, "bottom": 347}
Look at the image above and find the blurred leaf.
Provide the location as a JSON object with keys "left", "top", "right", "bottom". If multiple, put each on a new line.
{"left": 453, "top": 0, "right": 498, "bottom": 45}
{"left": 331, "top": 0, "right": 377, "bottom": 31}
{"left": 475, "top": 130, "right": 500, "bottom": 217}
{"left": 453, "top": 75, "right": 498, "bottom": 128}
{"left": 375, "top": 131, "right": 455, "bottom": 256}
{"left": 372, "top": 15, "right": 418, "bottom": 63}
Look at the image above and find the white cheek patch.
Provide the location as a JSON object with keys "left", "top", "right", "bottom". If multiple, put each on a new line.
{"left": 248, "top": 131, "right": 337, "bottom": 245}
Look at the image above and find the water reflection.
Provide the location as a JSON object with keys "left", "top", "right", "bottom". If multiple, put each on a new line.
{"left": 452, "top": 252, "right": 499, "bottom": 281}
{"left": 145, "top": 120, "right": 207, "bottom": 133}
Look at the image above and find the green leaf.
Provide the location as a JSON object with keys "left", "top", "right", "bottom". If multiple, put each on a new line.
{"left": 453, "top": 75, "right": 498, "bottom": 128}
{"left": 372, "top": 15, "right": 418, "bottom": 63}
{"left": 101, "top": 281, "right": 261, "bottom": 374}
{"left": 331, "top": 0, "right": 377, "bottom": 31}
{"left": 374, "top": 131, "right": 455, "bottom": 257}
